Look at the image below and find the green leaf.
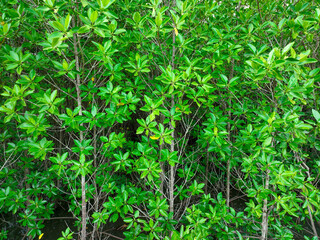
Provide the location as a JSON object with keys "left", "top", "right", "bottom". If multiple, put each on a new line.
{"left": 10, "top": 51, "right": 19, "bottom": 61}
{"left": 78, "top": 25, "right": 91, "bottom": 33}
{"left": 312, "top": 109, "right": 320, "bottom": 122}
{"left": 295, "top": 122, "right": 313, "bottom": 130}
{"left": 3, "top": 23, "right": 11, "bottom": 35}
{"left": 52, "top": 21, "right": 65, "bottom": 32}
{"left": 155, "top": 12, "right": 162, "bottom": 27}
{"left": 248, "top": 44, "right": 256, "bottom": 53}
{"left": 6, "top": 63, "right": 19, "bottom": 70}
{"left": 299, "top": 58, "right": 318, "bottom": 65}
{"left": 263, "top": 137, "right": 272, "bottom": 147}
{"left": 133, "top": 12, "right": 141, "bottom": 23}
{"left": 90, "top": 10, "right": 98, "bottom": 23}
{"left": 64, "top": 14, "right": 72, "bottom": 30}
{"left": 282, "top": 42, "right": 294, "bottom": 56}
{"left": 94, "top": 28, "right": 105, "bottom": 37}
{"left": 220, "top": 74, "right": 228, "bottom": 84}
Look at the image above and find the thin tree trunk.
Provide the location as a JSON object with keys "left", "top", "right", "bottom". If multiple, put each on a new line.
{"left": 24, "top": 167, "right": 32, "bottom": 240}
{"left": 205, "top": 143, "right": 209, "bottom": 194}
{"left": 159, "top": 113, "right": 166, "bottom": 199}
{"left": 80, "top": 174, "right": 86, "bottom": 240}
{"left": 262, "top": 140, "right": 272, "bottom": 240}
{"left": 226, "top": 60, "right": 234, "bottom": 208}
{"left": 226, "top": 158, "right": 231, "bottom": 207}
{"left": 169, "top": 12, "right": 176, "bottom": 236}
{"left": 169, "top": 96, "right": 175, "bottom": 214}
{"left": 261, "top": 167, "right": 269, "bottom": 240}
{"left": 307, "top": 204, "right": 319, "bottom": 239}
{"left": 226, "top": 98, "right": 231, "bottom": 208}
{"left": 168, "top": 95, "right": 175, "bottom": 240}
{"left": 92, "top": 126, "right": 99, "bottom": 240}
{"left": 296, "top": 152, "right": 319, "bottom": 239}
{"left": 73, "top": 17, "right": 86, "bottom": 240}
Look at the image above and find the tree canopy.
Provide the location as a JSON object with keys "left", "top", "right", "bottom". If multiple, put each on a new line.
{"left": 1, "top": 0, "right": 320, "bottom": 239}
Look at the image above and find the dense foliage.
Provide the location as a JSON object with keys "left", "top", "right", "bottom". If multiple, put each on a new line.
{"left": 1, "top": 0, "right": 320, "bottom": 239}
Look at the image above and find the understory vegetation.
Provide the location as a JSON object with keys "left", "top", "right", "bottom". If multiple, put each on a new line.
{"left": 1, "top": 0, "right": 320, "bottom": 239}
